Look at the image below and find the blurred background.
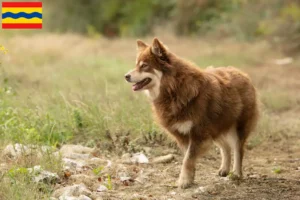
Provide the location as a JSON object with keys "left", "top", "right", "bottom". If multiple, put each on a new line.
{"left": 43, "top": 0, "right": 300, "bottom": 55}
{"left": 0, "top": 1, "right": 300, "bottom": 199}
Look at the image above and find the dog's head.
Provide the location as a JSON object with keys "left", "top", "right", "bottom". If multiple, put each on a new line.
{"left": 124, "top": 38, "right": 170, "bottom": 93}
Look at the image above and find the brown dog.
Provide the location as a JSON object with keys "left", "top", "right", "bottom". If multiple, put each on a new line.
{"left": 125, "top": 38, "right": 259, "bottom": 188}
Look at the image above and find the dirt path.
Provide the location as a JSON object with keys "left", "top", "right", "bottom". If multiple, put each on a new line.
{"left": 97, "top": 143, "right": 300, "bottom": 200}
{"left": 37, "top": 138, "right": 298, "bottom": 200}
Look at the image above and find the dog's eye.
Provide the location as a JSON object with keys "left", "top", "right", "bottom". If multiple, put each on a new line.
{"left": 141, "top": 64, "right": 148, "bottom": 69}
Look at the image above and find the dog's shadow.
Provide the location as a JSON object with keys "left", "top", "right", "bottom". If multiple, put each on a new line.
{"left": 191, "top": 177, "right": 300, "bottom": 200}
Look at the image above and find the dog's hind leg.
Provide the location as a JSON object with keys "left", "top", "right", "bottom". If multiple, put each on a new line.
{"left": 234, "top": 106, "right": 258, "bottom": 177}
{"left": 232, "top": 136, "right": 243, "bottom": 177}
{"left": 224, "top": 126, "right": 243, "bottom": 177}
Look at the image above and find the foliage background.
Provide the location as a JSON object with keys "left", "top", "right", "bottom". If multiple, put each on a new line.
{"left": 41, "top": 0, "right": 300, "bottom": 54}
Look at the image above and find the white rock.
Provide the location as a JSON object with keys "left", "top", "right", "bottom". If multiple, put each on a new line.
{"left": 120, "top": 176, "right": 132, "bottom": 182}
{"left": 59, "top": 195, "right": 91, "bottom": 200}
{"left": 220, "top": 176, "right": 230, "bottom": 181}
{"left": 194, "top": 186, "right": 206, "bottom": 194}
{"left": 249, "top": 174, "right": 260, "bottom": 178}
{"left": 2, "top": 143, "right": 30, "bottom": 158}
{"left": 274, "top": 57, "right": 293, "bottom": 65}
{"left": 131, "top": 153, "right": 149, "bottom": 164}
{"left": 198, "top": 186, "right": 206, "bottom": 193}
{"left": 68, "top": 153, "right": 90, "bottom": 160}
{"left": 27, "top": 165, "right": 59, "bottom": 183}
{"left": 59, "top": 196, "right": 76, "bottom": 200}
{"left": 53, "top": 184, "right": 92, "bottom": 198}
{"left": 62, "top": 158, "right": 87, "bottom": 171}
{"left": 79, "top": 195, "right": 92, "bottom": 200}
{"left": 33, "top": 170, "right": 59, "bottom": 183}
{"left": 27, "top": 165, "right": 42, "bottom": 173}
{"left": 2, "top": 144, "right": 54, "bottom": 159}
{"left": 96, "top": 185, "right": 108, "bottom": 192}
{"left": 106, "top": 160, "right": 112, "bottom": 167}
{"left": 60, "top": 145, "right": 93, "bottom": 159}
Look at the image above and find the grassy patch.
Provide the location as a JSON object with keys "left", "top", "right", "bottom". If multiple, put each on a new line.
{"left": 260, "top": 90, "right": 297, "bottom": 112}
{"left": 0, "top": 148, "right": 61, "bottom": 200}
{"left": 0, "top": 34, "right": 162, "bottom": 147}
{"left": 195, "top": 53, "right": 259, "bottom": 68}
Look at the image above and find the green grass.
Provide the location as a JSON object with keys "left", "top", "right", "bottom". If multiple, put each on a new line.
{"left": 0, "top": 147, "right": 62, "bottom": 200}
{"left": 196, "top": 53, "right": 259, "bottom": 68}
{"left": 0, "top": 52, "right": 160, "bottom": 147}
{"left": 261, "top": 90, "right": 297, "bottom": 112}
{"left": 0, "top": 35, "right": 161, "bottom": 199}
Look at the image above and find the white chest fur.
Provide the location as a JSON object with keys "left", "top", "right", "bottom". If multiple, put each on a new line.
{"left": 172, "top": 121, "right": 193, "bottom": 134}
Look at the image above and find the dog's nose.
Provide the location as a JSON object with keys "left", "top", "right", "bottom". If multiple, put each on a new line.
{"left": 125, "top": 74, "right": 131, "bottom": 81}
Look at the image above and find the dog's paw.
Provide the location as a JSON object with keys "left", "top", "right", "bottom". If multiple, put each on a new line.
{"left": 218, "top": 168, "right": 229, "bottom": 177}
{"left": 229, "top": 171, "right": 242, "bottom": 180}
{"left": 177, "top": 176, "right": 193, "bottom": 189}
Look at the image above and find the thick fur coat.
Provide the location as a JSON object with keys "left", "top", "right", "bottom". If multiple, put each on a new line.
{"left": 125, "top": 38, "right": 259, "bottom": 188}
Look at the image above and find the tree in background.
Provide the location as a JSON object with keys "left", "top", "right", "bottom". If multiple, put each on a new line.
{"left": 44, "top": 0, "right": 300, "bottom": 55}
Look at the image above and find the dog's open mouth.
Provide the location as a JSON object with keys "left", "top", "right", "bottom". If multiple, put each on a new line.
{"left": 132, "top": 78, "right": 152, "bottom": 91}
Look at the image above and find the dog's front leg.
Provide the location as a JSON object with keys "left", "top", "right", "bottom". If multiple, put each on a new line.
{"left": 177, "top": 139, "right": 198, "bottom": 189}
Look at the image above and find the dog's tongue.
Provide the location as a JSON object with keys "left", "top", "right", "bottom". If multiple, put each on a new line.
{"left": 132, "top": 78, "right": 151, "bottom": 91}
{"left": 132, "top": 83, "right": 142, "bottom": 91}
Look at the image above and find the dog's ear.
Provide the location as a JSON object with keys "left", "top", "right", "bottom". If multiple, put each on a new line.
{"left": 136, "top": 40, "right": 148, "bottom": 52}
{"left": 151, "top": 38, "right": 167, "bottom": 58}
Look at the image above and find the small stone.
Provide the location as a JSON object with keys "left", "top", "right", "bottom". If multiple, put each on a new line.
{"left": 220, "top": 176, "right": 229, "bottom": 181}
{"left": 131, "top": 153, "right": 149, "bottom": 164}
{"left": 59, "top": 196, "right": 75, "bottom": 200}
{"left": 120, "top": 176, "right": 132, "bottom": 182}
{"left": 121, "top": 153, "right": 149, "bottom": 164}
{"left": 2, "top": 143, "right": 30, "bottom": 158}
{"left": 53, "top": 184, "right": 92, "bottom": 198}
{"left": 59, "top": 196, "right": 91, "bottom": 200}
{"left": 69, "top": 174, "right": 95, "bottom": 187}
{"left": 152, "top": 154, "right": 174, "bottom": 163}
{"left": 198, "top": 186, "right": 206, "bottom": 193}
{"left": 27, "top": 165, "right": 42, "bottom": 173}
{"left": 34, "top": 170, "right": 59, "bottom": 183}
{"left": 62, "top": 158, "right": 87, "bottom": 171}
{"left": 78, "top": 195, "right": 92, "bottom": 200}
{"left": 274, "top": 57, "right": 293, "bottom": 65}
{"left": 87, "top": 158, "right": 109, "bottom": 168}
{"left": 249, "top": 174, "right": 260, "bottom": 178}
{"left": 2, "top": 144, "right": 54, "bottom": 159}
{"left": 97, "top": 185, "right": 108, "bottom": 192}
{"left": 60, "top": 145, "right": 93, "bottom": 159}
{"left": 27, "top": 165, "right": 59, "bottom": 184}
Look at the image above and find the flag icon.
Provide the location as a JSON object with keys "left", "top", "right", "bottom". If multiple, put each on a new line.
{"left": 2, "top": 2, "right": 42, "bottom": 29}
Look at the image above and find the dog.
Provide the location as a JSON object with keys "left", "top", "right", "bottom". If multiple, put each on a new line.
{"left": 124, "top": 38, "right": 259, "bottom": 189}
